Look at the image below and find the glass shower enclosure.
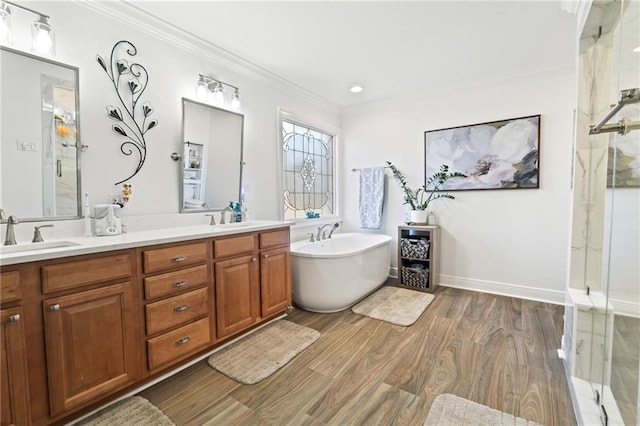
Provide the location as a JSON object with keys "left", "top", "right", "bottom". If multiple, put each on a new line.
{"left": 565, "top": 0, "right": 639, "bottom": 425}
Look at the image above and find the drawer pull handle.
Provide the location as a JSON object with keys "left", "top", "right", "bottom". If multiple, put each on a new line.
{"left": 173, "top": 280, "right": 188, "bottom": 288}
{"left": 175, "top": 336, "right": 191, "bottom": 346}
{"left": 174, "top": 305, "right": 189, "bottom": 312}
{"left": 172, "top": 256, "right": 188, "bottom": 263}
{"left": 50, "top": 304, "right": 60, "bottom": 312}
{"left": 8, "top": 314, "right": 20, "bottom": 323}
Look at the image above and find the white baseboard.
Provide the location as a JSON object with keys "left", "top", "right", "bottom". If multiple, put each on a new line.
{"left": 388, "top": 269, "right": 565, "bottom": 304}
{"left": 608, "top": 298, "right": 640, "bottom": 318}
{"left": 436, "top": 274, "right": 566, "bottom": 305}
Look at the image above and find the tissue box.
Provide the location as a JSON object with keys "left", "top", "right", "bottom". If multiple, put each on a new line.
{"left": 93, "top": 204, "right": 122, "bottom": 236}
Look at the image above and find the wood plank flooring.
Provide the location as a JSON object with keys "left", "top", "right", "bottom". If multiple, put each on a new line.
{"left": 139, "top": 286, "right": 576, "bottom": 425}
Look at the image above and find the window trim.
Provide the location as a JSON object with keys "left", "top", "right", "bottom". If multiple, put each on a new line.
{"left": 276, "top": 107, "right": 341, "bottom": 222}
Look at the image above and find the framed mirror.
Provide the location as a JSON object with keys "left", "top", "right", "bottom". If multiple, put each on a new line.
{"left": 180, "top": 98, "right": 244, "bottom": 212}
{"left": 0, "top": 46, "right": 82, "bottom": 221}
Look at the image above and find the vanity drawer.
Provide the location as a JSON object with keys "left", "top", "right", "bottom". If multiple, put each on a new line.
{"left": 41, "top": 253, "right": 132, "bottom": 294}
{"left": 0, "top": 270, "right": 22, "bottom": 303}
{"left": 145, "top": 287, "right": 209, "bottom": 335}
{"left": 144, "top": 264, "right": 208, "bottom": 300}
{"left": 260, "top": 228, "right": 290, "bottom": 249}
{"left": 214, "top": 234, "right": 256, "bottom": 258}
{"left": 143, "top": 241, "right": 208, "bottom": 274}
{"left": 147, "top": 317, "right": 210, "bottom": 371}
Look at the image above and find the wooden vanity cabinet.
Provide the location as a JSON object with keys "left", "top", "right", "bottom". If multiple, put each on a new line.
{"left": 259, "top": 229, "right": 291, "bottom": 318}
{"left": 213, "top": 234, "right": 260, "bottom": 339}
{"left": 1, "top": 268, "right": 31, "bottom": 426}
{"left": 140, "top": 241, "right": 214, "bottom": 372}
{"left": 40, "top": 251, "right": 140, "bottom": 418}
{"left": 1, "top": 225, "right": 292, "bottom": 425}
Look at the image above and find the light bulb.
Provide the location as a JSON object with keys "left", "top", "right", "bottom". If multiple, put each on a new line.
{"left": 195, "top": 76, "right": 208, "bottom": 100}
{"left": 0, "top": 3, "right": 12, "bottom": 46}
{"left": 230, "top": 89, "right": 240, "bottom": 111}
{"left": 32, "top": 16, "right": 54, "bottom": 57}
{"left": 212, "top": 83, "right": 224, "bottom": 107}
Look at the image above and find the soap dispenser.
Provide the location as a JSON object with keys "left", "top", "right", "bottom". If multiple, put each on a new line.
{"left": 233, "top": 202, "right": 243, "bottom": 223}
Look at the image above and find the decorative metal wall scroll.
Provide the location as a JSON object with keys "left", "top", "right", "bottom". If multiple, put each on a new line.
{"left": 97, "top": 40, "right": 157, "bottom": 185}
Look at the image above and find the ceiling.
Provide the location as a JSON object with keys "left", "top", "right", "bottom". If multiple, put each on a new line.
{"left": 126, "top": 1, "right": 577, "bottom": 108}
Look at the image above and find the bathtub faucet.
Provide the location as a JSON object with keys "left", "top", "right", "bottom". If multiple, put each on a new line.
{"left": 316, "top": 222, "right": 339, "bottom": 241}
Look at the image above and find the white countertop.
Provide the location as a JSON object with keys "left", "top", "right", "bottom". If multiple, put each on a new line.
{"left": 0, "top": 220, "right": 292, "bottom": 266}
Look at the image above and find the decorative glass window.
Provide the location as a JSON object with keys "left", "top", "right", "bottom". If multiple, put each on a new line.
{"left": 282, "top": 119, "right": 334, "bottom": 220}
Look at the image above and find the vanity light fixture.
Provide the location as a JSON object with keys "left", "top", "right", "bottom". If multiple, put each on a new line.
{"left": 195, "top": 74, "right": 241, "bottom": 111}
{"left": 0, "top": 1, "right": 55, "bottom": 57}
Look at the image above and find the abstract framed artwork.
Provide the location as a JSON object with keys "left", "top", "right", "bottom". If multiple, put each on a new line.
{"left": 424, "top": 114, "right": 541, "bottom": 190}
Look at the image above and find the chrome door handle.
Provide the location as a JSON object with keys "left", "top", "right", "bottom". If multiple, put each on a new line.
{"left": 49, "top": 304, "right": 60, "bottom": 312}
{"left": 172, "top": 256, "right": 188, "bottom": 263}
{"left": 174, "top": 305, "right": 189, "bottom": 312}
{"left": 8, "top": 314, "right": 20, "bottom": 322}
{"left": 173, "top": 280, "right": 188, "bottom": 288}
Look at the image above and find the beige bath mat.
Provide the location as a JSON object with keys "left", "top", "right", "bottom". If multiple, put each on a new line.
{"left": 424, "top": 394, "right": 540, "bottom": 425}
{"left": 207, "top": 320, "right": 320, "bottom": 384}
{"left": 73, "top": 396, "right": 174, "bottom": 426}
{"left": 352, "top": 286, "right": 434, "bottom": 326}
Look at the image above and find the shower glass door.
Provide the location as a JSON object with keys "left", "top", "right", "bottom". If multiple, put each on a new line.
{"left": 600, "top": 1, "right": 639, "bottom": 424}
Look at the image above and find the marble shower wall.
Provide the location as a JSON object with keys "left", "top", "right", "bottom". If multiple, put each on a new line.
{"left": 569, "top": 2, "right": 619, "bottom": 292}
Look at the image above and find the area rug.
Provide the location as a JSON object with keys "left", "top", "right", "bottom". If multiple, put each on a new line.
{"left": 74, "top": 396, "right": 174, "bottom": 426}
{"left": 424, "top": 394, "right": 540, "bottom": 426}
{"left": 351, "top": 286, "right": 434, "bottom": 326}
{"left": 207, "top": 320, "right": 320, "bottom": 384}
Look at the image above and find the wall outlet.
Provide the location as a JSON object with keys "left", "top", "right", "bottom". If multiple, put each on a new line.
{"left": 17, "top": 140, "right": 37, "bottom": 152}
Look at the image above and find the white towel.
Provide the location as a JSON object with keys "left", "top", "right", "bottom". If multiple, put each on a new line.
{"left": 359, "top": 167, "right": 385, "bottom": 229}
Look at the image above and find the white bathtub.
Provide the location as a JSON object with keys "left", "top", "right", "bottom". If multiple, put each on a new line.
{"left": 290, "top": 233, "right": 392, "bottom": 313}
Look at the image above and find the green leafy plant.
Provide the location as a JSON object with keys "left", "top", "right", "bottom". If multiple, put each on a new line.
{"left": 386, "top": 161, "right": 466, "bottom": 210}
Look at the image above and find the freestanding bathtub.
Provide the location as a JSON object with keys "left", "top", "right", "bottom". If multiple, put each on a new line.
{"left": 290, "top": 233, "right": 392, "bottom": 313}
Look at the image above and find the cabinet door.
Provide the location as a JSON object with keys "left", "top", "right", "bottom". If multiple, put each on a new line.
{"left": 260, "top": 247, "right": 291, "bottom": 318}
{"left": 1, "top": 307, "right": 31, "bottom": 426}
{"left": 43, "top": 282, "right": 138, "bottom": 417}
{"left": 215, "top": 255, "right": 259, "bottom": 339}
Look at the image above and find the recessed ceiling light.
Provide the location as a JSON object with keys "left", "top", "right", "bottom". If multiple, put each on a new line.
{"left": 634, "top": 46, "right": 640, "bottom": 53}
{"left": 349, "top": 85, "right": 364, "bottom": 93}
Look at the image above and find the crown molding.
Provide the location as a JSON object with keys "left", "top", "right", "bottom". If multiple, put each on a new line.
{"left": 343, "top": 62, "right": 577, "bottom": 114}
{"left": 73, "top": 0, "right": 339, "bottom": 112}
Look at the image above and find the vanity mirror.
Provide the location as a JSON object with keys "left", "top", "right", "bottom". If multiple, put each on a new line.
{"left": 180, "top": 98, "right": 244, "bottom": 212}
{"left": 0, "top": 46, "right": 82, "bottom": 221}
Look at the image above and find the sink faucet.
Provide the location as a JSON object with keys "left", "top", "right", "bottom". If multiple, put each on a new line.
{"left": 4, "top": 215, "right": 19, "bottom": 245}
{"left": 316, "top": 222, "right": 339, "bottom": 241}
{"left": 32, "top": 224, "right": 54, "bottom": 242}
{"left": 220, "top": 206, "right": 233, "bottom": 224}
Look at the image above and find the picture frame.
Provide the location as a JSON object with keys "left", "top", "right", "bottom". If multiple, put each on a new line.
{"left": 424, "top": 114, "right": 541, "bottom": 191}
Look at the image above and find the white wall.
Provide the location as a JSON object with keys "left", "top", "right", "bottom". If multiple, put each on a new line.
{"left": 3, "top": 1, "right": 339, "bottom": 243}
{"left": 341, "top": 69, "right": 576, "bottom": 303}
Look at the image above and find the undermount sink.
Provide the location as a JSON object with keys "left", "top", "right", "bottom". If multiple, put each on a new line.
{"left": 0, "top": 240, "right": 81, "bottom": 254}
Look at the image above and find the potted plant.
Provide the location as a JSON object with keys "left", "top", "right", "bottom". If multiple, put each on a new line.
{"left": 386, "top": 161, "right": 466, "bottom": 224}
